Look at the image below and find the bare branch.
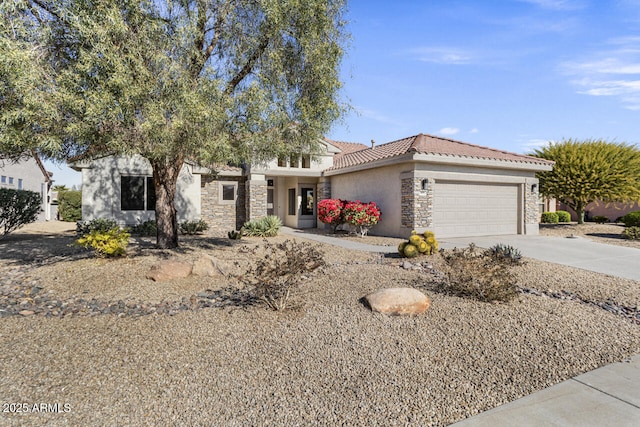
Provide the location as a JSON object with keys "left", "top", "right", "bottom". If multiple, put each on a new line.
{"left": 224, "top": 35, "right": 269, "bottom": 95}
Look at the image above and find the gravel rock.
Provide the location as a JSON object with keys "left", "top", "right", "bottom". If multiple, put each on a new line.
{"left": 1, "top": 223, "right": 639, "bottom": 426}
{"left": 146, "top": 260, "right": 193, "bottom": 282}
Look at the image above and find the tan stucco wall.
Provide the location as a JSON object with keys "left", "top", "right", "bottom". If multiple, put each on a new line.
{"left": 79, "top": 155, "right": 201, "bottom": 225}
{"left": 330, "top": 161, "right": 540, "bottom": 238}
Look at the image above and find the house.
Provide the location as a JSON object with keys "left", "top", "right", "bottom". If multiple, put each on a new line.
{"left": 0, "top": 152, "right": 54, "bottom": 221}
{"left": 558, "top": 201, "right": 640, "bottom": 223}
{"left": 70, "top": 133, "right": 554, "bottom": 238}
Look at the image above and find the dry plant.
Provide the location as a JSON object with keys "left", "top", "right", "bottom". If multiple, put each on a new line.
{"left": 242, "top": 239, "right": 326, "bottom": 310}
{"left": 439, "top": 244, "right": 519, "bottom": 302}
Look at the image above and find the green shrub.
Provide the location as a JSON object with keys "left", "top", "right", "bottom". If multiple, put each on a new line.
{"left": 242, "top": 240, "right": 326, "bottom": 310}
{"left": 76, "top": 228, "right": 130, "bottom": 257}
{"left": 488, "top": 243, "right": 523, "bottom": 265}
{"left": 228, "top": 228, "right": 243, "bottom": 240}
{"left": 621, "top": 211, "right": 640, "bottom": 227}
{"left": 58, "top": 190, "right": 82, "bottom": 222}
{"left": 179, "top": 219, "right": 209, "bottom": 235}
{"left": 592, "top": 215, "right": 609, "bottom": 224}
{"left": 243, "top": 215, "right": 282, "bottom": 237}
{"left": 556, "top": 210, "right": 571, "bottom": 223}
{"left": 622, "top": 226, "right": 640, "bottom": 240}
{"left": 541, "top": 212, "right": 559, "bottom": 224}
{"left": 0, "top": 188, "right": 41, "bottom": 237}
{"left": 439, "top": 244, "right": 518, "bottom": 303}
{"left": 130, "top": 219, "right": 157, "bottom": 236}
{"left": 76, "top": 218, "right": 119, "bottom": 235}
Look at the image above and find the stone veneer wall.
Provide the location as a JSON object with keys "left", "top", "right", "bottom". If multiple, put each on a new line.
{"left": 245, "top": 179, "right": 268, "bottom": 222}
{"left": 524, "top": 178, "right": 540, "bottom": 225}
{"left": 200, "top": 175, "right": 246, "bottom": 232}
{"left": 401, "top": 176, "right": 433, "bottom": 229}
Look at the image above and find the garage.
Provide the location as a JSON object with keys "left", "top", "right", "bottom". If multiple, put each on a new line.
{"left": 432, "top": 181, "right": 519, "bottom": 238}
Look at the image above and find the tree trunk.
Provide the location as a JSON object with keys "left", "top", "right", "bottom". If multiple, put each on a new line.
{"left": 576, "top": 201, "right": 585, "bottom": 224}
{"left": 151, "top": 157, "right": 183, "bottom": 249}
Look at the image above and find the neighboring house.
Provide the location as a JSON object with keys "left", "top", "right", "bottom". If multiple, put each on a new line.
{"left": 0, "top": 153, "right": 53, "bottom": 221}
{"left": 558, "top": 201, "right": 640, "bottom": 222}
{"left": 70, "top": 133, "right": 554, "bottom": 238}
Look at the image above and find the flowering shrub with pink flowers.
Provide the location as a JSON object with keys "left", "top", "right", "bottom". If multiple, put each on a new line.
{"left": 317, "top": 199, "right": 346, "bottom": 233}
{"left": 318, "top": 198, "right": 381, "bottom": 236}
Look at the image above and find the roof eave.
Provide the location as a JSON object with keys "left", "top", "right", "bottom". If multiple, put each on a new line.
{"left": 413, "top": 153, "right": 554, "bottom": 171}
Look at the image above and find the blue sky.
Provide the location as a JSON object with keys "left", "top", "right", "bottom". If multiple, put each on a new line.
{"left": 328, "top": 0, "right": 640, "bottom": 149}
{"left": 47, "top": 0, "right": 640, "bottom": 187}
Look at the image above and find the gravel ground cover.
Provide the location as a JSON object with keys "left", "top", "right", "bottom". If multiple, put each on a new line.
{"left": 1, "top": 222, "right": 639, "bottom": 426}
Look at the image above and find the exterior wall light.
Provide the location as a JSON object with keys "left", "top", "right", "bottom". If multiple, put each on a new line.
{"left": 531, "top": 183, "right": 538, "bottom": 193}
{"left": 421, "top": 179, "right": 429, "bottom": 190}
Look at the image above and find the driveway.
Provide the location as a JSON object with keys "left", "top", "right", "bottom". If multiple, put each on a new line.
{"left": 440, "top": 235, "right": 640, "bottom": 282}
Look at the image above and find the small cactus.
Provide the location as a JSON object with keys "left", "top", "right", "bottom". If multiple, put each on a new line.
{"left": 403, "top": 243, "right": 418, "bottom": 258}
{"left": 398, "top": 230, "right": 439, "bottom": 258}
{"left": 228, "top": 229, "right": 243, "bottom": 240}
{"left": 398, "top": 241, "right": 408, "bottom": 255}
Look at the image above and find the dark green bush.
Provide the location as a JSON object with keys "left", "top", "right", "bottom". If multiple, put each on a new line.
{"left": 439, "top": 244, "right": 518, "bottom": 302}
{"left": 179, "top": 219, "right": 209, "bottom": 235}
{"left": 0, "top": 188, "right": 41, "bottom": 237}
{"left": 130, "top": 219, "right": 157, "bottom": 236}
{"left": 621, "top": 211, "right": 640, "bottom": 227}
{"left": 592, "top": 215, "right": 609, "bottom": 224}
{"left": 541, "top": 212, "right": 559, "bottom": 224}
{"left": 556, "top": 210, "right": 571, "bottom": 223}
{"left": 76, "top": 218, "right": 119, "bottom": 235}
{"left": 58, "top": 190, "right": 82, "bottom": 222}
{"left": 622, "top": 226, "right": 640, "bottom": 240}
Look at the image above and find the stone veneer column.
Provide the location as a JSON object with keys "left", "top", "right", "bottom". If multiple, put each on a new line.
{"left": 317, "top": 177, "right": 331, "bottom": 201}
{"left": 401, "top": 173, "right": 433, "bottom": 231}
{"left": 245, "top": 175, "right": 268, "bottom": 222}
{"left": 524, "top": 178, "right": 540, "bottom": 235}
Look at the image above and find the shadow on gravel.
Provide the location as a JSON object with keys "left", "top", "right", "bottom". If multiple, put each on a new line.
{"left": 586, "top": 232, "right": 626, "bottom": 240}
{"left": 0, "top": 233, "right": 88, "bottom": 266}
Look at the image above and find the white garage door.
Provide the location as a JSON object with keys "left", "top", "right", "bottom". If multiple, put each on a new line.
{"left": 432, "top": 181, "right": 519, "bottom": 238}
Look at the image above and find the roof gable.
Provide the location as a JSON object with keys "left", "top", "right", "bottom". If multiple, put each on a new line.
{"left": 329, "top": 133, "right": 554, "bottom": 171}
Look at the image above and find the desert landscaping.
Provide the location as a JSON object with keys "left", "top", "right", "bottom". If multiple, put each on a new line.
{"left": 1, "top": 222, "right": 639, "bottom": 426}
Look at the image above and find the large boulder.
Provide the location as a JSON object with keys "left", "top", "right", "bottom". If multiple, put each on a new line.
{"left": 192, "top": 255, "right": 227, "bottom": 277}
{"left": 365, "top": 287, "right": 430, "bottom": 315}
{"left": 146, "top": 260, "right": 193, "bottom": 282}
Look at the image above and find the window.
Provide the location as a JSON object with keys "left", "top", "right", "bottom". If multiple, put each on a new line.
{"left": 18, "top": 179, "right": 23, "bottom": 190}
{"left": 218, "top": 181, "right": 237, "bottom": 204}
{"left": 277, "top": 156, "right": 287, "bottom": 167}
{"left": 302, "top": 155, "right": 311, "bottom": 169}
{"left": 301, "top": 188, "right": 314, "bottom": 216}
{"left": 1, "top": 176, "right": 5, "bottom": 184}
{"left": 288, "top": 188, "right": 296, "bottom": 215}
{"left": 8, "top": 177, "right": 13, "bottom": 185}
{"left": 121, "top": 176, "right": 155, "bottom": 211}
{"left": 289, "top": 154, "right": 299, "bottom": 168}
{"left": 222, "top": 185, "right": 235, "bottom": 200}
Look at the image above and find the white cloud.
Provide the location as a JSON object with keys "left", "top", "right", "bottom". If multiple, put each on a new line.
{"left": 438, "top": 127, "right": 460, "bottom": 136}
{"left": 469, "top": 128, "right": 479, "bottom": 134}
{"left": 562, "top": 37, "right": 640, "bottom": 110}
{"left": 519, "top": 138, "right": 558, "bottom": 153}
{"left": 409, "top": 47, "right": 474, "bottom": 65}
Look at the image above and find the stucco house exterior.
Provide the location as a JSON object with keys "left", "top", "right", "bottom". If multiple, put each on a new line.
{"left": 0, "top": 153, "right": 54, "bottom": 221}
{"left": 70, "top": 133, "right": 554, "bottom": 238}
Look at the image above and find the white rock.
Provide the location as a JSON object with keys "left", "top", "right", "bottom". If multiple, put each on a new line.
{"left": 365, "top": 287, "right": 431, "bottom": 315}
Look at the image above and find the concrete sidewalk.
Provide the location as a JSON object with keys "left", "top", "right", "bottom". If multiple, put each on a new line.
{"left": 450, "top": 354, "right": 640, "bottom": 427}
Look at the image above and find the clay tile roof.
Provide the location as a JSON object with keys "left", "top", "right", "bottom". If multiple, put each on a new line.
{"left": 328, "top": 133, "right": 554, "bottom": 170}
{"left": 324, "top": 139, "right": 369, "bottom": 154}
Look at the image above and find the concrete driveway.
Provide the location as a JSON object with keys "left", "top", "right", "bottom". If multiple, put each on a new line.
{"left": 440, "top": 235, "right": 640, "bottom": 282}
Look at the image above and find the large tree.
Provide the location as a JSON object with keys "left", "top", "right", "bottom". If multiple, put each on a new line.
{"left": 2, "top": 0, "right": 347, "bottom": 248}
{"left": 533, "top": 139, "right": 640, "bottom": 224}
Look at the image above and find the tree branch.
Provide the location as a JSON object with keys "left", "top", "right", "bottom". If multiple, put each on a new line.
{"left": 224, "top": 35, "right": 269, "bottom": 95}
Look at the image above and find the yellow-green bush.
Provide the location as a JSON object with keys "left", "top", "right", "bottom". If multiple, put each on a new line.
{"left": 76, "top": 228, "right": 130, "bottom": 257}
